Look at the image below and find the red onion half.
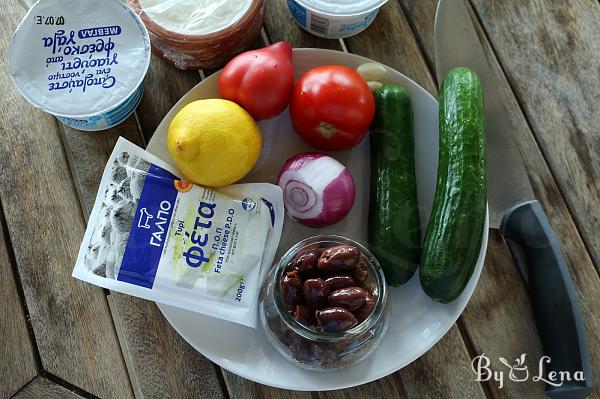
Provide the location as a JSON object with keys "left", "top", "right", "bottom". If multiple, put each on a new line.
{"left": 278, "top": 153, "right": 355, "bottom": 227}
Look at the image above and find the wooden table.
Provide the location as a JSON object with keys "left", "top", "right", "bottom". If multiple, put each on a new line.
{"left": 1, "top": 1, "right": 599, "bottom": 398}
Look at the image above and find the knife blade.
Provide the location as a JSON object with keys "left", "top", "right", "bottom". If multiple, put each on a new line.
{"left": 434, "top": 0, "right": 592, "bottom": 397}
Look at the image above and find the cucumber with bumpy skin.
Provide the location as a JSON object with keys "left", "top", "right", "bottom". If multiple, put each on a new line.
{"left": 368, "top": 84, "right": 421, "bottom": 285}
{"left": 420, "top": 67, "right": 486, "bottom": 303}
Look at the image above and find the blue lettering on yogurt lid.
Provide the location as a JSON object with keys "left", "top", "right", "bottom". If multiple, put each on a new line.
{"left": 8, "top": 0, "right": 151, "bottom": 118}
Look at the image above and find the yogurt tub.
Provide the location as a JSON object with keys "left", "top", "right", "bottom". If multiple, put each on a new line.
{"left": 286, "top": 0, "right": 388, "bottom": 39}
{"left": 9, "top": 0, "right": 151, "bottom": 131}
{"left": 128, "top": 0, "right": 264, "bottom": 70}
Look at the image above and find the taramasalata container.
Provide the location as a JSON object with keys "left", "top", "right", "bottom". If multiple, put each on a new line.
{"left": 286, "top": 0, "right": 388, "bottom": 39}
{"left": 128, "top": 0, "right": 264, "bottom": 70}
{"left": 8, "top": 0, "right": 151, "bottom": 131}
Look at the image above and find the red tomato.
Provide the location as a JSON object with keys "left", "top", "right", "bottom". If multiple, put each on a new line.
{"left": 218, "top": 42, "right": 295, "bottom": 120}
{"left": 290, "top": 65, "right": 375, "bottom": 150}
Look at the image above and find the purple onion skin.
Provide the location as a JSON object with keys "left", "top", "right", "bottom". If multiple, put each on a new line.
{"left": 277, "top": 152, "right": 325, "bottom": 180}
{"left": 298, "top": 168, "right": 355, "bottom": 227}
{"left": 278, "top": 152, "right": 356, "bottom": 227}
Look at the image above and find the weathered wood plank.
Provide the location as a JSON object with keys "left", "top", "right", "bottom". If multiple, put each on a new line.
{"left": 319, "top": 374, "right": 407, "bottom": 399}
{"left": 223, "top": 368, "right": 408, "bottom": 399}
{"left": 108, "top": 293, "right": 226, "bottom": 399}
{"left": 0, "top": 214, "right": 37, "bottom": 398}
{"left": 12, "top": 376, "right": 85, "bottom": 399}
{"left": 60, "top": 62, "right": 226, "bottom": 398}
{"left": 402, "top": 0, "right": 600, "bottom": 395}
{"left": 462, "top": 232, "right": 545, "bottom": 398}
{"left": 398, "top": 0, "right": 438, "bottom": 70}
{"left": 222, "top": 371, "right": 312, "bottom": 399}
{"left": 400, "top": 327, "right": 486, "bottom": 399}
{"left": 470, "top": 0, "right": 600, "bottom": 271}
{"left": 0, "top": 2, "right": 133, "bottom": 397}
{"left": 346, "top": 3, "right": 486, "bottom": 398}
{"left": 135, "top": 55, "right": 200, "bottom": 142}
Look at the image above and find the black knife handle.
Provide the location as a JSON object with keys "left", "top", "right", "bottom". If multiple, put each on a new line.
{"left": 501, "top": 200, "right": 592, "bottom": 398}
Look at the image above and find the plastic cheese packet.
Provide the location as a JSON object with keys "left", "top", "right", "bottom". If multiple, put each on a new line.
{"left": 73, "top": 137, "right": 284, "bottom": 328}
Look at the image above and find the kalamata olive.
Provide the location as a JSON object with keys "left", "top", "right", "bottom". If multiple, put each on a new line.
{"left": 353, "top": 260, "right": 368, "bottom": 284}
{"left": 315, "top": 307, "right": 358, "bottom": 332}
{"left": 324, "top": 275, "right": 355, "bottom": 291}
{"left": 290, "top": 249, "right": 321, "bottom": 276}
{"left": 294, "top": 305, "right": 316, "bottom": 326}
{"left": 303, "top": 278, "right": 329, "bottom": 309}
{"left": 281, "top": 271, "right": 304, "bottom": 307}
{"left": 353, "top": 294, "right": 376, "bottom": 322}
{"left": 317, "top": 245, "right": 360, "bottom": 274}
{"left": 328, "top": 287, "right": 367, "bottom": 311}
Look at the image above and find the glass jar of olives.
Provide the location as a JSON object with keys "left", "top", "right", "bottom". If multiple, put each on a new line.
{"left": 259, "top": 235, "right": 390, "bottom": 371}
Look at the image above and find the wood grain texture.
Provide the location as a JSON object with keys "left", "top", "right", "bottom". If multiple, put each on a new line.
{"left": 398, "top": 0, "right": 438, "bottom": 70}
{"left": 404, "top": 0, "right": 600, "bottom": 395}
{"left": 262, "top": 1, "right": 341, "bottom": 49}
{"left": 462, "top": 232, "right": 545, "bottom": 398}
{"left": 136, "top": 55, "right": 200, "bottom": 142}
{"left": 222, "top": 371, "right": 313, "bottom": 399}
{"left": 400, "top": 327, "right": 486, "bottom": 399}
{"left": 0, "top": 2, "right": 133, "bottom": 397}
{"left": 12, "top": 377, "right": 84, "bottom": 399}
{"left": 463, "top": 2, "right": 600, "bottom": 395}
{"left": 109, "top": 294, "right": 226, "bottom": 399}
{"left": 470, "top": 0, "right": 600, "bottom": 271}
{"left": 223, "top": 370, "right": 408, "bottom": 399}
{"left": 60, "top": 59, "right": 226, "bottom": 398}
{"left": 0, "top": 214, "right": 37, "bottom": 398}
{"left": 318, "top": 374, "right": 407, "bottom": 399}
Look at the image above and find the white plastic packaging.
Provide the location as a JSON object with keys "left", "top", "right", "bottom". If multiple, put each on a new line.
{"left": 137, "top": 0, "right": 252, "bottom": 35}
{"left": 127, "top": 0, "right": 264, "bottom": 70}
{"left": 73, "top": 137, "right": 284, "bottom": 328}
{"left": 9, "top": 0, "right": 151, "bottom": 131}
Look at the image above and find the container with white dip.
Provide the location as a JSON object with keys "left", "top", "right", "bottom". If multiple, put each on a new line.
{"left": 9, "top": 0, "right": 151, "bottom": 131}
{"left": 286, "top": 0, "right": 388, "bottom": 39}
{"left": 128, "top": 0, "right": 264, "bottom": 70}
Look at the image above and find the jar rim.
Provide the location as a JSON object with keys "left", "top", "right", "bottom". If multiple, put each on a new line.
{"left": 274, "top": 235, "right": 388, "bottom": 342}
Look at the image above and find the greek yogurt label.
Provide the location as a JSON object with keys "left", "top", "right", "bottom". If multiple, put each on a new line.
{"left": 9, "top": 0, "right": 150, "bottom": 121}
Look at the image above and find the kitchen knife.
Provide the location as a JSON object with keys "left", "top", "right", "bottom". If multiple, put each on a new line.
{"left": 434, "top": 0, "right": 592, "bottom": 397}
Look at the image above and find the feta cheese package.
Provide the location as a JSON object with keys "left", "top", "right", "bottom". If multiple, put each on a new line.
{"left": 73, "top": 137, "right": 284, "bottom": 328}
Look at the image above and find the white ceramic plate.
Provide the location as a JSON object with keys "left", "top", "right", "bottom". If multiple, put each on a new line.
{"left": 147, "top": 49, "right": 488, "bottom": 391}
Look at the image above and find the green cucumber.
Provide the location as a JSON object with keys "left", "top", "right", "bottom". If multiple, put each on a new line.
{"left": 368, "top": 84, "right": 421, "bottom": 285}
{"left": 420, "top": 67, "right": 486, "bottom": 303}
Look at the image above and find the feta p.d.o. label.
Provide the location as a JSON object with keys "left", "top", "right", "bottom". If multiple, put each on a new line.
{"left": 73, "top": 138, "right": 284, "bottom": 328}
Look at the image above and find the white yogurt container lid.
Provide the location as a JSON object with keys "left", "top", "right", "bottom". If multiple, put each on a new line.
{"left": 9, "top": 0, "right": 151, "bottom": 118}
{"left": 296, "top": 0, "right": 387, "bottom": 16}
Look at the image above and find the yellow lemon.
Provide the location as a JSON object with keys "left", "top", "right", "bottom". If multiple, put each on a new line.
{"left": 167, "top": 99, "right": 262, "bottom": 187}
